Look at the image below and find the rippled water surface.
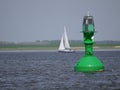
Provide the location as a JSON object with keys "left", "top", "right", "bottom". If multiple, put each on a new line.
{"left": 0, "top": 50, "right": 120, "bottom": 90}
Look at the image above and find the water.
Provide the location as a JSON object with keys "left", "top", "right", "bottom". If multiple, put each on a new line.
{"left": 0, "top": 50, "right": 120, "bottom": 90}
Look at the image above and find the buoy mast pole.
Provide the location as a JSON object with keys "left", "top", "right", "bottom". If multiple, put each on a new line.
{"left": 83, "top": 13, "right": 94, "bottom": 55}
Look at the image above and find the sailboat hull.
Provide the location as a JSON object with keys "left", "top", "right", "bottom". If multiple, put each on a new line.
{"left": 58, "top": 49, "right": 75, "bottom": 53}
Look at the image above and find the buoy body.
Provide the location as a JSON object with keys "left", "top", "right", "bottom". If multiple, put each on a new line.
{"left": 74, "top": 55, "right": 104, "bottom": 72}
{"left": 74, "top": 13, "right": 104, "bottom": 72}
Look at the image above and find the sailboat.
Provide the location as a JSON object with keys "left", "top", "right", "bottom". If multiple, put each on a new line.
{"left": 58, "top": 26, "right": 75, "bottom": 52}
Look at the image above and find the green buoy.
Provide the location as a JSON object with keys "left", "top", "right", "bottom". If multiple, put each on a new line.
{"left": 74, "top": 12, "right": 104, "bottom": 72}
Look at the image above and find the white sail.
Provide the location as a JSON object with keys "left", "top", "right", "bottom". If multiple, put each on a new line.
{"left": 64, "top": 26, "right": 70, "bottom": 49}
{"left": 58, "top": 34, "right": 65, "bottom": 50}
{"left": 58, "top": 26, "right": 74, "bottom": 52}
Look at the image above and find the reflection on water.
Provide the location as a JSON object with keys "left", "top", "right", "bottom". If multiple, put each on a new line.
{"left": 0, "top": 51, "right": 120, "bottom": 90}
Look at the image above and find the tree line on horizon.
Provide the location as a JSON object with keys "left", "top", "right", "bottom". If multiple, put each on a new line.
{"left": 0, "top": 40, "right": 120, "bottom": 47}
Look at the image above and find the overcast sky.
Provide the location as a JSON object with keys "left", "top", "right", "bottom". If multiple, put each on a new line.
{"left": 0, "top": 0, "right": 120, "bottom": 42}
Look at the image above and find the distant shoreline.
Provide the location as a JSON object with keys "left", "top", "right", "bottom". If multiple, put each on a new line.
{"left": 0, "top": 48, "right": 120, "bottom": 52}
{"left": 0, "top": 45, "right": 120, "bottom": 51}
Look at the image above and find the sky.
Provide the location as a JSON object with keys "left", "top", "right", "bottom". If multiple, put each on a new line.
{"left": 0, "top": 0, "right": 120, "bottom": 42}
